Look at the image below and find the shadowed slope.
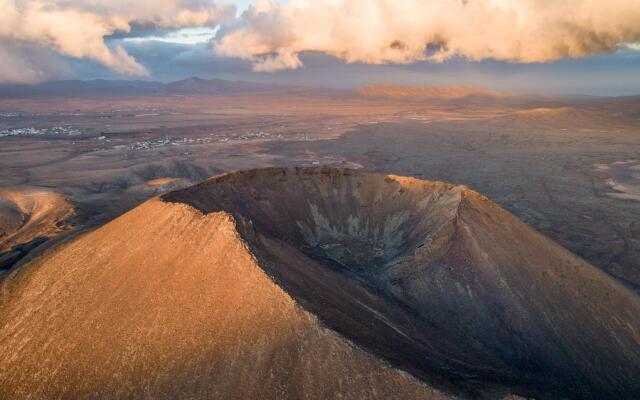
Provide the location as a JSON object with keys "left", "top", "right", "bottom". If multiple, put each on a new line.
{"left": 164, "top": 168, "right": 640, "bottom": 399}
{"left": 0, "top": 198, "right": 449, "bottom": 400}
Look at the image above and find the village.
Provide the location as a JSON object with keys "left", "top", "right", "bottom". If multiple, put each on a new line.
{"left": 0, "top": 126, "right": 82, "bottom": 137}
{"left": 121, "top": 131, "right": 278, "bottom": 152}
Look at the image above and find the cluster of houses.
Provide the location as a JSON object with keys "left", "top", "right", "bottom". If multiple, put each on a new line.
{"left": 125, "top": 137, "right": 213, "bottom": 151}
{"left": 124, "top": 131, "right": 281, "bottom": 151}
{"left": 216, "top": 131, "right": 280, "bottom": 143}
{"left": 0, "top": 126, "right": 82, "bottom": 138}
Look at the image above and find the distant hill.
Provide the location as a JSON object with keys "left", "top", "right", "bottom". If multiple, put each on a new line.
{"left": 0, "top": 79, "right": 163, "bottom": 96}
{"left": 355, "top": 84, "right": 511, "bottom": 100}
{"left": 162, "top": 77, "right": 291, "bottom": 95}
{"left": 0, "top": 78, "right": 319, "bottom": 97}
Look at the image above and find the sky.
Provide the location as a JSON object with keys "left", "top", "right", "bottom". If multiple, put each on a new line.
{"left": 1, "top": 0, "right": 640, "bottom": 95}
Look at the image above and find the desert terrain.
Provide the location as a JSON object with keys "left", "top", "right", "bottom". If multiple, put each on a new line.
{"left": 1, "top": 82, "right": 639, "bottom": 292}
{"left": 2, "top": 0, "right": 640, "bottom": 397}
{"left": 1, "top": 81, "right": 640, "bottom": 399}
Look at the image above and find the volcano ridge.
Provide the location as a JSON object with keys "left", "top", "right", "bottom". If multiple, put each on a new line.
{"left": 164, "top": 167, "right": 640, "bottom": 399}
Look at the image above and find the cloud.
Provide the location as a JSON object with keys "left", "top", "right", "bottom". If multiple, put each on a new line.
{"left": 0, "top": 42, "right": 72, "bottom": 84}
{"left": 214, "top": 0, "right": 640, "bottom": 72}
{"left": 0, "top": 0, "right": 235, "bottom": 82}
{"left": 114, "top": 40, "right": 252, "bottom": 81}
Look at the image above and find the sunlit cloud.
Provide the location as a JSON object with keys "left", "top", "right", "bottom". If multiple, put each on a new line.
{"left": 214, "top": 0, "right": 640, "bottom": 72}
{"left": 0, "top": 0, "right": 235, "bottom": 82}
{"left": 1, "top": 0, "right": 639, "bottom": 94}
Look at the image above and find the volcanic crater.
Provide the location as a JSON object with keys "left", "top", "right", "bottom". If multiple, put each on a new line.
{"left": 1, "top": 168, "right": 638, "bottom": 400}
{"left": 164, "top": 168, "right": 461, "bottom": 278}
{"left": 163, "top": 167, "right": 640, "bottom": 399}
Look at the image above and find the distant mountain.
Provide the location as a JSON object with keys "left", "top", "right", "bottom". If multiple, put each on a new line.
{"left": 355, "top": 84, "right": 511, "bottom": 100}
{"left": 0, "top": 78, "right": 318, "bottom": 97}
{"left": 0, "top": 79, "right": 164, "bottom": 96}
{"left": 162, "top": 77, "right": 291, "bottom": 95}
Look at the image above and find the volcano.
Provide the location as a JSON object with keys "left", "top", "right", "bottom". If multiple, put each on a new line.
{"left": 1, "top": 168, "right": 638, "bottom": 399}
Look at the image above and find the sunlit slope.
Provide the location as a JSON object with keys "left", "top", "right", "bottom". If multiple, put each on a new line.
{"left": 355, "top": 85, "right": 509, "bottom": 100}
{"left": 0, "top": 197, "right": 448, "bottom": 400}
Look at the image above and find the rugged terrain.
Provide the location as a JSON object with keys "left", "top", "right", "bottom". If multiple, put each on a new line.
{"left": 0, "top": 189, "right": 74, "bottom": 270}
{"left": 1, "top": 168, "right": 638, "bottom": 399}
{"left": 1, "top": 84, "right": 638, "bottom": 291}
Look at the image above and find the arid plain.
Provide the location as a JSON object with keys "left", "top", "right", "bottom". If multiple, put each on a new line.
{"left": 1, "top": 84, "right": 639, "bottom": 293}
